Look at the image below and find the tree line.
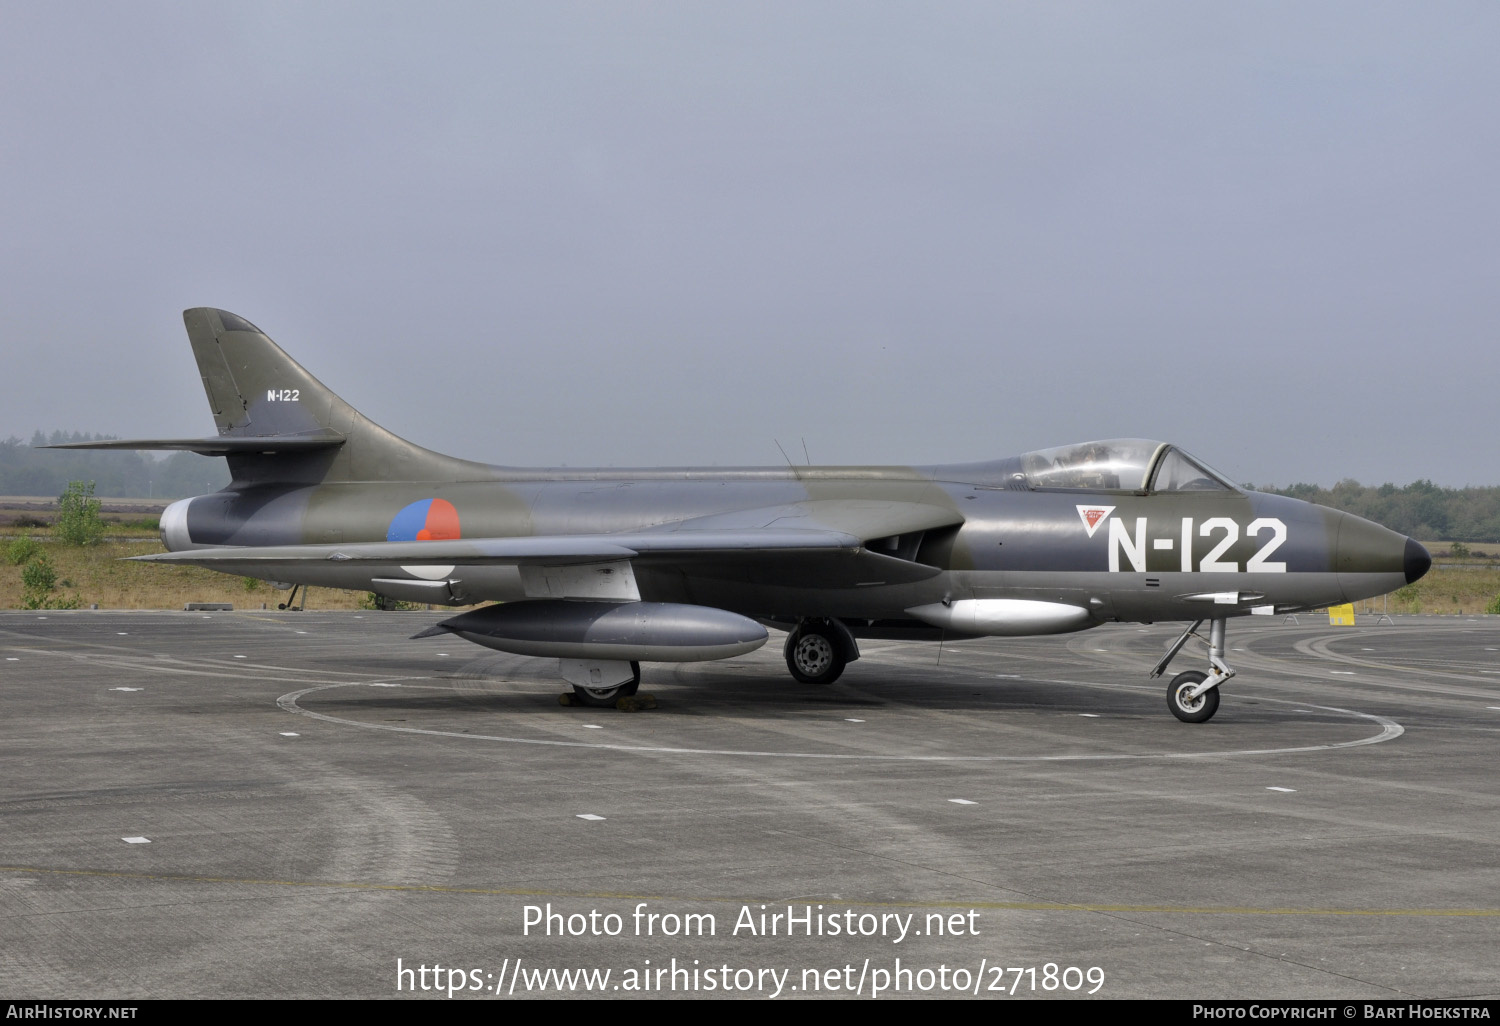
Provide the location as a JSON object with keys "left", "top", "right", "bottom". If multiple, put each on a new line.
{"left": 0, "top": 432, "right": 229, "bottom": 499}
{"left": 1254, "top": 479, "right": 1500, "bottom": 544}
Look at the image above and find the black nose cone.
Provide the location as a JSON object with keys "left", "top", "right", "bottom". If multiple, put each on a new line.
{"left": 1404, "top": 538, "right": 1431, "bottom": 584}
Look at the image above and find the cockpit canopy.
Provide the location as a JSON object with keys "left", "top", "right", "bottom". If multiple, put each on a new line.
{"left": 1017, "top": 439, "right": 1236, "bottom": 493}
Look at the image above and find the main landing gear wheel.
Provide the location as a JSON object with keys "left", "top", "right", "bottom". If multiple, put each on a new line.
{"left": 785, "top": 624, "right": 847, "bottom": 685}
{"left": 1167, "top": 670, "right": 1220, "bottom": 723}
{"left": 570, "top": 661, "right": 641, "bottom": 708}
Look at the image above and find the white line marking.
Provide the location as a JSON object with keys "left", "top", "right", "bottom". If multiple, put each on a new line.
{"left": 368, "top": 682, "right": 400, "bottom": 687}
{"left": 295, "top": 631, "right": 308, "bottom": 634}
{"left": 948, "top": 798, "right": 977, "bottom": 805}
{"left": 1330, "top": 670, "right": 1355, "bottom": 674}
{"left": 844, "top": 718, "right": 865, "bottom": 722}
{"left": 233, "top": 655, "right": 246, "bottom": 659}
{"left": 1267, "top": 786, "right": 1297, "bottom": 793}
{"left": 116, "top": 632, "right": 128, "bottom": 636}
{"left": 5, "top": 658, "right": 17, "bottom": 661}
{"left": 1079, "top": 713, "right": 1101, "bottom": 718}
{"left": 994, "top": 674, "right": 1020, "bottom": 678}
{"left": 108, "top": 687, "right": 142, "bottom": 692}
{"left": 583, "top": 725, "right": 603, "bottom": 729}
{"left": 277, "top": 685, "right": 1406, "bottom": 762}
{"left": 121, "top": 837, "right": 150, "bottom": 844}
{"left": 576, "top": 814, "right": 605, "bottom": 821}
{"left": 279, "top": 732, "right": 299, "bottom": 737}
{"left": 1488, "top": 707, "right": 1500, "bottom": 711}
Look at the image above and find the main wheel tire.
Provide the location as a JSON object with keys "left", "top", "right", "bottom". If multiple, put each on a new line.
{"left": 570, "top": 661, "right": 642, "bottom": 708}
{"left": 786, "top": 626, "right": 847, "bottom": 685}
{"left": 1167, "top": 670, "right": 1220, "bottom": 723}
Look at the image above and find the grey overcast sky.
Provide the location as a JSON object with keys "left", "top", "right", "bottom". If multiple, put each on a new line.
{"left": 2, "top": 2, "right": 1496, "bottom": 487}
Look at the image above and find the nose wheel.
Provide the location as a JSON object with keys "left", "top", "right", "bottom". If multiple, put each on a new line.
{"left": 1167, "top": 670, "right": 1220, "bottom": 723}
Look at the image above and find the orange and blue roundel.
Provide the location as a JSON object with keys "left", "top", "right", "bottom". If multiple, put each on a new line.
{"left": 387, "top": 498, "right": 461, "bottom": 542}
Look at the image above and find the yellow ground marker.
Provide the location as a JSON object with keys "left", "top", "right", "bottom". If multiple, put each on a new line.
{"left": 1328, "top": 603, "right": 1356, "bottom": 626}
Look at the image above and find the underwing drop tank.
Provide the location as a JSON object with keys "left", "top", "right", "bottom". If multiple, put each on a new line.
{"left": 416, "top": 600, "right": 769, "bottom": 662}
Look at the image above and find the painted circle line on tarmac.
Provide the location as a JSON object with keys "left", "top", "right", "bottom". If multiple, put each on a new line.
{"left": 276, "top": 681, "right": 1403, "bottom": 762}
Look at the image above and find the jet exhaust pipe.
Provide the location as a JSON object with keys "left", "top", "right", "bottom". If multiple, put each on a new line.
{"left": 416, "top": 600, "right": 769, "bottom": 662}
{"left": 159, "top": 497, "right": 195, "bottom": 551}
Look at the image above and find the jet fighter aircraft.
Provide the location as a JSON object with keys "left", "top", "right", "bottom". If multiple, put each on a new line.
{"left": 53, "top": 309, "right": 1431, "bottom": 721}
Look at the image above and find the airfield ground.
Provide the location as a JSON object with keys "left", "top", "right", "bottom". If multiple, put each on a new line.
{"left": 1, "top": 611, "right": 1497, "bottom": 999}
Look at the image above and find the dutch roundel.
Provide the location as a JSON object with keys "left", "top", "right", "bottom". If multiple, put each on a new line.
{"left": 386, "top": 498, "right": 461, "bottom": 542}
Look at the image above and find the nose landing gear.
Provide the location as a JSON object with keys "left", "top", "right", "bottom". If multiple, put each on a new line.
{"left": 1152, "top": 618, "right": 1236, "bottom": 723}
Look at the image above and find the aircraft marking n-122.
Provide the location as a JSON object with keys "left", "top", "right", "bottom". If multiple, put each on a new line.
{"left": 53, "top": 309, "right": 1431, "bottom": 721}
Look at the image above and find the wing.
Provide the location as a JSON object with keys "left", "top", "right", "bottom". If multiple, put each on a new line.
{"left": 131, "top": 499, "right": 963, "bottom": 588}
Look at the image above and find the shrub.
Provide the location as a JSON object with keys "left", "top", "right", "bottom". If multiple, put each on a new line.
{"left": 55, "top": 481, "right": 105, "bottom": 546}
{"left": 361, "top": 592, "right": 423, "bottom": 611}
{"left": 1391, "top": 584, "right": 1421, "bottom": 613}
{"left": 18, "top": 552, "right": 83, "bottom": 609}
{"left": 1487, "top": 594, "right": 1500, "bottom": 616}
{"left": 6, "top": 537, "right": 41, "bottom": 565}
{"left": 21, "top": 554, "right": 58, "bottom": 609}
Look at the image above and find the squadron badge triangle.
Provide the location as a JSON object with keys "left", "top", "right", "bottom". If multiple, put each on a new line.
{"left": 1077, "top": 505, "right": 1115, "bottom": 538}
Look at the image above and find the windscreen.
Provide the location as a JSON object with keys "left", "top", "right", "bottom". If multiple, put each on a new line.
{"left": 1149, "top": 448, "right": 1235, "bottom": 492}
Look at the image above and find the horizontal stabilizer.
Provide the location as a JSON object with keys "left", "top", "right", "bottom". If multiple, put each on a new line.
{"left": 44, "top": 432, "right": 345, "bottom": 456}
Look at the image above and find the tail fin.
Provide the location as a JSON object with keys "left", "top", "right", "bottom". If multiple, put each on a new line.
{"left": 48, "top": 309, "right": 488, "bottom": 488}
{"left": 184, "top": 308, "right": 485, "bottom": 486}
